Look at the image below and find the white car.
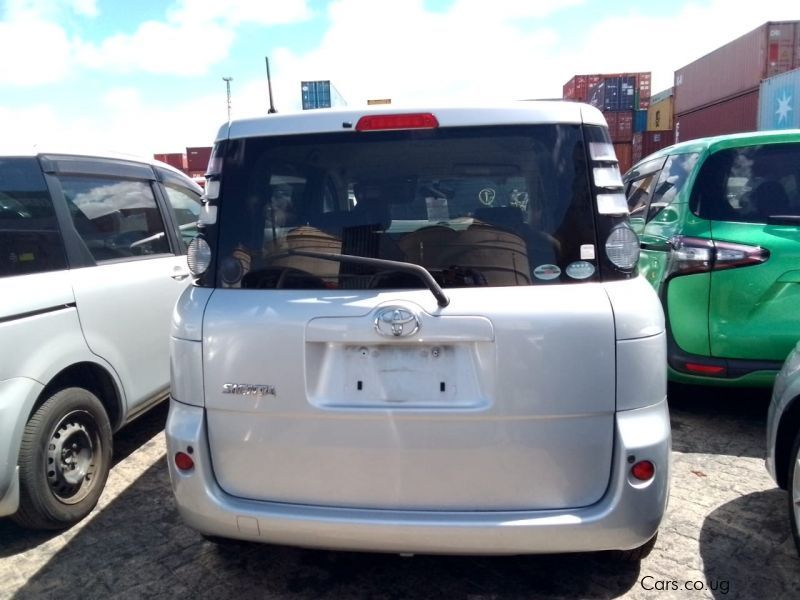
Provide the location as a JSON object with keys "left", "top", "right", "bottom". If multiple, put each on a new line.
{"left": 0, "top": 149, "right": 202, "bottom": 529}
{"left": 766, "top": 340, "right": 800, "bottom": 555}
{"left": 167, "top": 103, "right": 671, "bottom": 560}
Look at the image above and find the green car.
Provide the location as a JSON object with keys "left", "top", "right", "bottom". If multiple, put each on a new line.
{"left": 623, "top": 130, "right": 800, "bottom": 387}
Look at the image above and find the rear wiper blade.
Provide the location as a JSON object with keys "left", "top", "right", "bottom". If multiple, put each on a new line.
{"left": 286, "top": 250, "right": 450, "bottom": 307}
{"left": 767, "top": 215, "right": 800, "bottom": 225}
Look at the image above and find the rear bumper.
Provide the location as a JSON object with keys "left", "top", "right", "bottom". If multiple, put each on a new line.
{"left": 667, "top": 330, "right": 781, "bottom": 387}
{"left": 166, "top": 398, "right": 671, "bottom": 555}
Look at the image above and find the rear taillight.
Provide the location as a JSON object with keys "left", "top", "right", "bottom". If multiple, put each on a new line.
{"left": 187, "top": 237, "right": 212, "bottom": 276}
{"left": 355, "top": 113, "right": 439, "bottom": 131}
{"left": 666, "top": 236, "right": 769, "bottom": 277}
{"left": 605, "top": 224, "right": 640, "bottom": 270}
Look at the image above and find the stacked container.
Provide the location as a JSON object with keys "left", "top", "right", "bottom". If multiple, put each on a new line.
{"left": 758, "top": 67, "right": 800, "bottom": 130}
{"left": 674, "top": 21, "right": 799, "bottom": 142}
{"left": 153, "top": 153, "right": 187, "bottom": 171}
{"left": 563, "top": 72, "right": 652, "bottom": 173}
{"left": 186, "top": 146, "right": 212, "bottom": 179}
{"left": 631, "top": 87, "right": 677, "bottom": 167}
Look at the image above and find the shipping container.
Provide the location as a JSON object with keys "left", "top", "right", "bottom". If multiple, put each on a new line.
{"left": 604, "top": 111, "right": 634, "bottom": 143}
{"left": 758, "top": 67, "right": 800, "bottom": 130}
{"left": 562, "top": 74, "right": 602, "bottom": 102}
{"left": 649, "top": 87, "right": 673, "bottom": 106}
{"left": 641, "top": 131, "right": 675, "bottom": 160}
{"left": 633, "top": 110, "right": 647, "bottom": 133}
{"left": 613, "top": 142, "right": 633, "bottom": 175}
{"left": 675, "top": 89, "right": 759, "bottom": 143}
{"left": 630, "top": 131, "right": 677, "bottom": 167}
{"left": 565, "top": 73, "right": 650, "bottom": 109}
{"left": 301, "top": 80, "right": 347, "bottom": 110}
{"left": 647, "top": 94, "right": 674, "bottom": 131}
{"left": 186, "top": 146, "right": 212, "bottom": 173}
{"left": 674, "top": 20, "right": 799, "bottom": 114}
{"left": 632, "top": 132, "right": 643, "bottom": 165}
{"left": 154, "top": 153, "right": 187, "bottom": 171}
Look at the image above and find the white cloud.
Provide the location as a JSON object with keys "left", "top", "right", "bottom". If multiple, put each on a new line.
{"left": 75, "top": 20, "right": 235, "bottom": 75}
{"left": 0, "top": 18, "right": 73, "bottom": 85}
{"left": 168, "top": 0, "right": 313, "bottom": 27}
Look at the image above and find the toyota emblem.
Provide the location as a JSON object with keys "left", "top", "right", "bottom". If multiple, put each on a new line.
{"left": 374, "top": 307, "right": 420, "bottom": 337}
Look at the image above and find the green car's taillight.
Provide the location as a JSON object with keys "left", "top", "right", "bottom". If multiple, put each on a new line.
{"left": 666, "top": 236, "right": 770, "bottom": 278}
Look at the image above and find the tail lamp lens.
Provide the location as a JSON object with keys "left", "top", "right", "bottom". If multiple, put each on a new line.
{"left": 174, "top": 452, "right": 194, "bottom": 471}
{"left": 605, "top": 225, "right": 640, "bottom": 270}
{"left": 631, "top": 460, "right": 655, "bottom": 481}
{"left": 667, "top": 236, "right": 769, "bottom": 277}
{"left": 187, "top": 237, "right": 212, "bottom": 276}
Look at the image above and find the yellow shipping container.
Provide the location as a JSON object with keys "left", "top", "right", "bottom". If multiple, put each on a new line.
{"left": 647, "top": 96, "right": 673, "bottom": 131}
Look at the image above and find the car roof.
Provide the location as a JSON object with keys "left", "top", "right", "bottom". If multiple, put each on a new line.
{"left": 0, "top": 144, "right": 196, "bottom": 182}
{"left": 216, "top": 102, "right": 606, "bottom": 142}
{"left": 633, "top": 128, "right": 800, "bottom": 165}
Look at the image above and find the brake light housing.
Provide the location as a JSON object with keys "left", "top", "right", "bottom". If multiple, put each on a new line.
{"left": 667, "top": 236, "right": 769, "bottom": 277}
{"left": 355, "top": 113, "right": 439, "bottom": 131}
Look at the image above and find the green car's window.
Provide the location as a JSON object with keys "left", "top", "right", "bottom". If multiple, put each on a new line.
{"left": 692, "top": 144, "right": 800, "bottom": 223}
{"left": 648, "top": 153, "right": 698, "bottom": 221}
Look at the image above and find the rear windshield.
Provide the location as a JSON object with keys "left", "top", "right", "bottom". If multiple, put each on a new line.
{"left": 215, "top": 125, "right": 596, "bottom": 289}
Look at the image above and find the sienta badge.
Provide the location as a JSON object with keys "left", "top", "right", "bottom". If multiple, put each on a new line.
{"left": 566, "top": 261, "right": 595, "bottom": 280}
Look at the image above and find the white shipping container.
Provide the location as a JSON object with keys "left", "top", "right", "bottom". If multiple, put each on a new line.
{"left": 758, "top": 67, "right": 800, "bottom": 130}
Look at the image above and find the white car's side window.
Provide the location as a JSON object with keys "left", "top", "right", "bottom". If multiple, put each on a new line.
{"left": 60, "top": 176, "right": 170, "bottom": 261}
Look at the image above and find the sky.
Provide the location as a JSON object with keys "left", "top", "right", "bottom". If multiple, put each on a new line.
{"left": 1, "top": 0, "right": 797, "bottom": 156}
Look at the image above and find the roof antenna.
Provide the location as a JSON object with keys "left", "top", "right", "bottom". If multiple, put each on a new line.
{"left": 265, "top": 56, "right": 277, "bottom": 114}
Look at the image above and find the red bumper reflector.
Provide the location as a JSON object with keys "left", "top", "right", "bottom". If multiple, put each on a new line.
{"left": 631, "top": 460, "right": 655, "bottom": 481}
{"left": 174, "top": 452, "right": 194, "bottom": 471}
{"left": 356, "top": 113, "right": 439, "bottom": 131}
{"left": 684, "top": 362, "right": 726, "bottom": 376}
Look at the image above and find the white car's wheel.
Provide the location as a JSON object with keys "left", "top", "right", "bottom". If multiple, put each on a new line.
{"left": 12, "top": 387, "right": 112, "bottom": 530}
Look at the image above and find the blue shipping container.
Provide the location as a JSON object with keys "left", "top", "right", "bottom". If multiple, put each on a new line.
{"left": 619, "top": 76, "right": 637, "bottom": 111}
{"left": 633, "top": 110, "right": 647, "bottom": 133}
{"left": 301, "top": 80, "right": 331, "bottom": 110}
{"left": 758, "top": 67, "right": 800, "bottom": 130}
{"left": 604, "top": 77, "right": 621, "bottom": 111}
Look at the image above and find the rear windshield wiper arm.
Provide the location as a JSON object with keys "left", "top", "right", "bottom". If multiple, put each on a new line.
{"left": 286, "top": 250, "right": 450, "bottom": 307}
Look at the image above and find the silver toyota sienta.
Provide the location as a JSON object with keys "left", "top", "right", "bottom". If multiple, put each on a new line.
{"left": 167, "top": 103, "right": 671, "bottom": 561}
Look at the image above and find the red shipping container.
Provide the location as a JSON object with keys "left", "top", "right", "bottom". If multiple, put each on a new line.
{"left": 675, "top": 89, "right": 759, "bottom": 143}
{"left": 563, "top": 74, "right": 602, "bottom": 102}
{"left": 632, "top": 132, "right": 643, "bottom": 164}
{"left": 604, "top": 111, "right": 634, "bottom": 142}
{"left": 641, "top": 130, "right": 675, "bottom": 159}
{"left": 155, "top": 153, "right": 187, "bottom": 171}
{"left": 186, "top": 146, "right": 212, "bottom": 173}
{"left": 613, "top": 142, "right": 633, "bottom": 175}
{"left": 674, "top": 21, "right": 799, "bottom": 114}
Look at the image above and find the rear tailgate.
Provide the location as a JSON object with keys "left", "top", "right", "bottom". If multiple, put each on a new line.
{"left": 202, "top": 285, "right": 616, "bottom": 511}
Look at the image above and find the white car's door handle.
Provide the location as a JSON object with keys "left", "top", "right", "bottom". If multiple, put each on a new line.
{"left": 171, "top": 266, "right": 191, "bottom": 280}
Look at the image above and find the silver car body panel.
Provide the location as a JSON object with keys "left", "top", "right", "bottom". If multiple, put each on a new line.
{"left": 766, "top": 342, "right": 800, "bottom": 482}
{"left": 166, "top": 396, "right": 670, "bottom": 554}
{"left": 200, "top": 284, "right": 616, "bottom": 511}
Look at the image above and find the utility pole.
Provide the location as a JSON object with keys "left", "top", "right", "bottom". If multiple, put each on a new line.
{"left": 222, "top": 76, "right": 233, "bottom": 121}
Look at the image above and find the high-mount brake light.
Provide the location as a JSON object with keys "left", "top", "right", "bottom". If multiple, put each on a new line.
{"left": 355, "top": 113, "right": 439, "bottom": 132}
